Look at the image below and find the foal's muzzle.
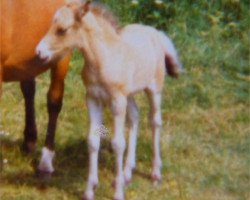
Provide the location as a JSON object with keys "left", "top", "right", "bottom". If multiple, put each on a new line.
{"left": 36, "top": 40, "right": 53, "bottom": 63}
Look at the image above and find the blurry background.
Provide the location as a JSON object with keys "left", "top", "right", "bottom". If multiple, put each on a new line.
{"left": 0, "top": 0, "right": 249, "bottom": 199}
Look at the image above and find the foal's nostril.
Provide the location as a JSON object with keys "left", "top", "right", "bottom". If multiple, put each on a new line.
{"left": 36, "top": 49, "right": 41, "bottom": 58}
{"left": 35, "top": 49, "right": 49, "bottom": 63}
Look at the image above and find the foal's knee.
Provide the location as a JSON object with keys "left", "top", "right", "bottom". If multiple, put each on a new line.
{"left": 150, "top": 111, "right": 162, "bottom": 128}
{"left": 88, "top": 134, "right": 100, "bottom": 152}
{"left": 112, "top": 137, "right": 126, "bottom": 154}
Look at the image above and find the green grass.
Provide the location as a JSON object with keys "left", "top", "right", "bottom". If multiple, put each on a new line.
{"left": 0, "top": 0, "right": 249, "bottom": 200}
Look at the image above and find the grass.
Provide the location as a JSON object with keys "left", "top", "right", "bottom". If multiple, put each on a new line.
{"left": 0, "top": 0, "right": 249, "bottom": 200}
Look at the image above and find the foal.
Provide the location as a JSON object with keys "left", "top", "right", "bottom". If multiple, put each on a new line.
{"left": 36, "top": 1, "right": 182, "bottom": 200}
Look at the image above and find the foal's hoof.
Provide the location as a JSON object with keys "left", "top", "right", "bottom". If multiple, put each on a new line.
{"left": 113, "top": 193, "right": 124, "bottom": 200}
{"left": 36, "top": 169, "right": 53, "bottom": 180}
{"left": 151, "top": 173, "right": 162, "bottom": 186}
{"left": 82, "top": 192, "right": 94, "bottom": 200}
{"left": 113, "top": 198, "right": 124, "bottom": 200}
{"left": 21, "top": 141, "right": 36, "bottom": 154}
{"left": 124, "top": 176, "right": 132, "bottom": 186}
{"left": 82, "top": 196, "right": 93, "bottom": 200}
{"left": 124, "top": 179, "right": 131, "bottom": 186}
{"left": 124, "top": 171, "right": 132, "bottom": 186}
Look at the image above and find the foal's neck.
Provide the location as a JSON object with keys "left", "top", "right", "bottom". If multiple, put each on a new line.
{"left": 80, "top": 12, "right": 119, "bottom": 68}
{"left": 85, "top": 12, "right": 118, "bottom": 42}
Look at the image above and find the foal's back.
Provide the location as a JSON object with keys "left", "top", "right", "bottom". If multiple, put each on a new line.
{"left": 119, "top": 24, "right": 166, "bottom": 92}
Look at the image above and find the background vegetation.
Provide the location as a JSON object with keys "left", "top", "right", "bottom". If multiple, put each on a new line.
{"left": 1, "top": 0, "right": 249, "bottom": 199}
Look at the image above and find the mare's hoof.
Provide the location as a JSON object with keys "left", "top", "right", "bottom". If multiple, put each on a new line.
{"left": 21, "top": 141, "right": 36, "bottom": 154}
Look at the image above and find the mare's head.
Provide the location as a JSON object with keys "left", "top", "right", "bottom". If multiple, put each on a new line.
{"left": 36, "top": 0, "right": 92, "bottom": 62}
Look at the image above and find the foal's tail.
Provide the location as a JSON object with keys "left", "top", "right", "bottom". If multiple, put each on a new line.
{"left": 159, "top": 32, "right": 183, "bottom": 78}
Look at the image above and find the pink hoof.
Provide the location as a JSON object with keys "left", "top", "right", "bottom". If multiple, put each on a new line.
{"left": 82, "top": 192, "right": 94, "bottom": 200}
{"left": 151, "top": 173, "right": 162, "bottom": 185}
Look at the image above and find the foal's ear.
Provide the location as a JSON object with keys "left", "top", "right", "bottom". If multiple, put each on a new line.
{"left": 82, "top": 0, "right": 91, "bottom": 12}
{"left": 75, "top": 0, "right": 91, "bottom": 22}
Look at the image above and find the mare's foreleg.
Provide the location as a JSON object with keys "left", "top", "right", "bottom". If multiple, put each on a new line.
{"left": 124, "top": 96, "right": 139, "bottom": 185}
{"left": 84, "top": 95, "right": 103, "bottom": 200}
{"left": 0, "top": 63, "right": 2, "bottom": 98}
{"left": 38, "top": 56, "right": 69, "bottom": 174}
{"left": 20, "top": 79, "right": 37, "bottom": 153}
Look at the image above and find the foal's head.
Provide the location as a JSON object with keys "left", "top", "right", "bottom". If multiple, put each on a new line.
{"left": 36, "top": 0, "right": 92, "bottom": 62}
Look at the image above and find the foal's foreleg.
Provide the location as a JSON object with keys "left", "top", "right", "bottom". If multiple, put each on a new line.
{"left": 146, "top": 90, "right": 162, "bottom": 183}
{"left": 20, "top": 79, "right": 37, "bottom": 153}
{"left": 84, "top": 95, "right": 103, "bottom": 200}
{"left": 111, "top": 95, "right": 127, "bottom": 200}
{"left": 124, "top": 97, "right": 139, "bottom": 185}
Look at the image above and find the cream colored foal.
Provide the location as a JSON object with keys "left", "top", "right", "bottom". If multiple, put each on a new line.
{"left": 36, "top": 1, "right": 182, "bottom": 200}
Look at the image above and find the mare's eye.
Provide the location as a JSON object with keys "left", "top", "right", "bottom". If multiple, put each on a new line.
{"left": 56, "top": 27, "right": 67, "bottom": 36}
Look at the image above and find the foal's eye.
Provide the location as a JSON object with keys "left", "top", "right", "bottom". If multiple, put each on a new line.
{"left": 56, "top": 27, "right": 67, "bottom": 36}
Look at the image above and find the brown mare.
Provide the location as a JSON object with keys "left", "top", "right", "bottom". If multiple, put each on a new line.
{"left": 0, "top": 0, "right": 71, "bottom": 173}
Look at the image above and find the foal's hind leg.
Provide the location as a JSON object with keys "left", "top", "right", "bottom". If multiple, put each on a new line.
{"left": 124, "top": 96, "right": 139, "bottom": 185}
{"left": 20, "top": 79, "right": 37, "bottom": 153}
{"left": 146, "top": 88, "right": 162, "bottom": 183}
{"left": 84, "top": 95, "right": 103, "bottom": 200}
{"left": 38, "top": 56, "right": 69, "bottom": 174}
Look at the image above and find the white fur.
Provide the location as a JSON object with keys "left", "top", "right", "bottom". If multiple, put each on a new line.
{"left": 84, "top": 97, "right": 102, "bottom": 200}
{"left": 111, "top": 95, "right": 127, "bottom": 200}
{"left": 124, "top": 97, "right": 139, "bottom": 184}
{"left": 148, "top": 91, "right": 162, "bottom": 181}
{"left": 38, "top": 147, "right": 55, "bottom": 173}
{"left": 65, "top": 0, "right": 82, "bottom": 4}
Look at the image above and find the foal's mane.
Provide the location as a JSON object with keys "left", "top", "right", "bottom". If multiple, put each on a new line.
{"left": 89, "top": 3, "right": 120, "bottom": 32}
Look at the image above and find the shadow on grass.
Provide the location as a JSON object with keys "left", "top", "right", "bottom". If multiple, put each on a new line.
{"left": 1, "top": 136, "right": 154, "bottom": 198}
{"left": 1, "top": 138, "right": 89, "bottom": 192}
{"left": 0, "top": 137, "right": 21, "bottom": 149}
